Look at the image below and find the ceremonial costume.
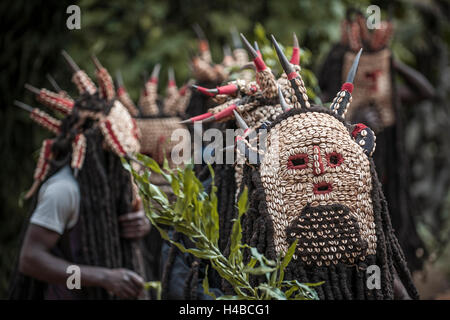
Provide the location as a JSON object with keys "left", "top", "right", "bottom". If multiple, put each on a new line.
{"left": 10, "top": 52, "right": 147, "bottom": 299}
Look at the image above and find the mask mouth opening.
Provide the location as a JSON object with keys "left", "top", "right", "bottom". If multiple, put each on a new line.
{"left": 313, "top": 182, "right": 332, "bottom": 194}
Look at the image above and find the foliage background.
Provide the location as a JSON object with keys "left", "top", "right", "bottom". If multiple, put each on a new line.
{"left": 0, "top": 0, "right": 449, "bottom": 299}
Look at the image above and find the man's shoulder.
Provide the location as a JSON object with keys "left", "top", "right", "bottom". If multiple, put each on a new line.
{"left": 32, "top": 166, "right": 80, "bottom": 234}
{"left": 38, "top": 167, "right": 80, "bottom": 208}
{"left": 42, "top": 166, "right": 79, "bottom": 196}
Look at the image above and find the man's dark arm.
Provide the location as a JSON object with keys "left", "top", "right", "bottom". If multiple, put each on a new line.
{"left": 19, "top": 224, "right": 145, "bottom": 299}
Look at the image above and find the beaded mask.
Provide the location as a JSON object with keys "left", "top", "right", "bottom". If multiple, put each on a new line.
{"left": 232, "top": 38, "right": 378, "bottom": 267}
{"left": 260, "top": 108, "right": 376, "bottom": 266}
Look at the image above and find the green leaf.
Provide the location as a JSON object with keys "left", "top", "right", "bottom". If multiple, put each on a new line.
{"left": 237, "top": 187, "right": 249, "bottom": 216}
{"left": 216, "top": 295, "right": 243, "bottom": 300}
{"left": 246, "top": 257, "right": 258, "bottom": 269}
{"left": 243, "top": 266, "right": 277, "bottom": 275}
{"left": 279, "top": 239, "right": 298, "bottom": 285}
{"left": 144, "top": 281, "right": 162, "bottom": 300}
{"left": 248, "top": 246, "right": 276, "bottom": 267}
{"left": 170, "top": 175, "right": 181, "bottom": 196}
{"left": 284, "top": 286, "right": 298, "bottom": 299}
{"left": 120, "top": 157, "right": 132, "bottom": 172}
{"left": 281, "top": 280, "right": 322, "bottom": 300}
{"left": 229, "top": 187, "right": 249, "bottom": 264}
{"left": 202, "top": 265, "right": 217, "bottom": 299}
{"left": 136, "top": 153, "right": 162, "bottom": 174}
{"left": 162, "top": 155, "right": 171, "bottom": 172}
{"left": 257, "top": 284, "right": 287, "bottom": 300}
{"left": 148, "top": 183, "right": 168, "bottom": 202}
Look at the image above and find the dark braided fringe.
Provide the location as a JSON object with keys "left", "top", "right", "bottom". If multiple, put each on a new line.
{"left": 369, "top": 160, "right": 419, "bottom": 299}
{"left": 183, "top": 259, "right": 200, "bottom": 300}
{"left": 214, "top": 164, "right": 238, "bottom": 253}
{"left": 197, "top": 164, "right": 212, "bottom": 182}
{"left": 78, "top": 137, "right": 141, "bottom": 298}
{"left": 238, "top": 165, "right": 275, "bottom": 290}
{"left": 183, "top": 263, "right": 195, "bottom": 299}
{"left": 195, "top": 162, "right": 238, "bottom": 255}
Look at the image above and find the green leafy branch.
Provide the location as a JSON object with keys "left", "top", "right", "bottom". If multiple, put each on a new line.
{"left": 122, "top": 154, "right": 321, "bottom": 300}
{"left": 144, "top": 281, "right": 162, "bottom": 300}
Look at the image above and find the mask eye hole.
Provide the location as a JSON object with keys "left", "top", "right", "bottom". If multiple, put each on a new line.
{"left": 288, "top": 154, "right": 308, "bottom": 169}
{"left": 326, "top": 152, "right": 343, "bottom": 167}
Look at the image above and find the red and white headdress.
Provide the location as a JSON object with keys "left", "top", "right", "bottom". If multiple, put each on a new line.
{"left": 16, "top": 51, "right": 141, "bottom": 198}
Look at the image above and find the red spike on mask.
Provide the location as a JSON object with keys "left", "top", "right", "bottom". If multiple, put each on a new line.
{"left": 290, "top": 33, "right": 300, "bottom": 65}
{"left": 37, "top": 89, "right": 74, "bottom": 114}
{"left": 180, "top": 112, "right": 214, "bottom": 124}
{"left": 30, "top": 109, "right": 61, "bottom": 134}
{"left": 96, "top": 67, "right": 115, "bottom": 100}
{"left": 216, "top": 83, "right": 238, "bottom": 95}
{"left": 193, "top": 85, "right": 216, "bottom": 97}
{"left": 206, "top": 104, "right": 237, "bottom": 122}
{"left": 290, "top": 47, "right": 300, "bottom": 65}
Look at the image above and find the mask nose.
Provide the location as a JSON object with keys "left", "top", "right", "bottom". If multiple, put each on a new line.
{"left": 312, "top": 145, "right": 325, "bottom": 176}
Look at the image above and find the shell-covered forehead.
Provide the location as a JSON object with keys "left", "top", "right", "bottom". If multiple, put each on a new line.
{"left": 269, "top": 112, "right": 352, "bottom": 148}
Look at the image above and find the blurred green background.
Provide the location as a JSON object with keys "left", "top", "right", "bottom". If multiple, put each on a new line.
{"left": 0, "top": 0, "right": 449, "bottom": 299}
